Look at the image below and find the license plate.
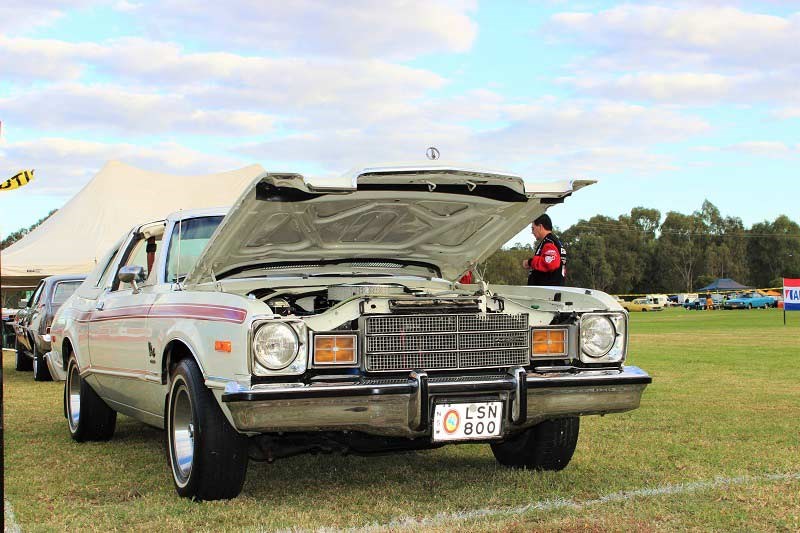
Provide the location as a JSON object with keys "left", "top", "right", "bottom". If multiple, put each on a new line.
{"left": 432, "top": 401, "right": 503, "bottom": 442}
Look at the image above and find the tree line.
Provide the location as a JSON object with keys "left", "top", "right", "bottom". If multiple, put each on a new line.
{"left": 0, "top": 209, "right": 57, "bottom": 250}
{"left": 480, "top": 200, "right": 800, "bottom": 293}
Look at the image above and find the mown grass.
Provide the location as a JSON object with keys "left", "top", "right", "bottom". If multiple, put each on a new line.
{"left": 3, "top": 308, "right": 799, "bottom": 531}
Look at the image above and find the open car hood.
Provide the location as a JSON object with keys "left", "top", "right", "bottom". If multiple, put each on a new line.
{"left": 184, "top": 165, "right": 594, "bottom": 285}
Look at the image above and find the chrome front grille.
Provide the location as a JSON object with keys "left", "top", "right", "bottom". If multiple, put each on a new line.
{"left": 364, "top": 313, "right": 530, "bottom": 372}
{"left": 366, "top": 315, "right": 457, "bottom": 335}
{"left": 366, "top": 334, "right": 458, "bottom": 353}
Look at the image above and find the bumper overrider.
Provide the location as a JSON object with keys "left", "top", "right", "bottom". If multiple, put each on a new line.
{"left": 222, "top": 366, "right": 651, "bottom": 438}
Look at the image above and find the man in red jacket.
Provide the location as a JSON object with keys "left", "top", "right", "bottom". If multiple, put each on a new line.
{"left": 521, "top": 214, "right": 567, "bottom": 286}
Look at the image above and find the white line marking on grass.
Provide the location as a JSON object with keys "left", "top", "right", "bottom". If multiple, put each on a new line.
{"left": 307, "top": 472, "right": 800, "bottom": 533}
{"left": 4, "top": 499, "right": 22, "bottom": 533}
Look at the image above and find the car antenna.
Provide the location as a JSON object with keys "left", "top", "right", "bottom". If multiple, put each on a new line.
{"left": 176, "top": 210, "right": 183, "bottom": 288}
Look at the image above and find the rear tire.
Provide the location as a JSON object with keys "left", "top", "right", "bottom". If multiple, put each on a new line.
{"left": 15, "top": 339, "right": 32, "bottom": 371}
{"left": 166, "top": 358, "right": 248, "bottom": 500}
{"left": 33, "top": 344, "right": 53, "bottom": 381}
{"left": 491, "top": 417, "right": 580, "bottom": 471}
{"left": 65, "top": 358, "right": 116, "bottom": 441}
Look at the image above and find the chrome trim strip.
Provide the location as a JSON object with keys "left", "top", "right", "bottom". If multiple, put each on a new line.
{"left": 81, "top": 365, "right": 161, "bottom": 382}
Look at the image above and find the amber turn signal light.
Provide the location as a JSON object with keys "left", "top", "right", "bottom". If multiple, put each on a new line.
{"left": 214, "top": 340, "right": 232, "bottom": 352}
{"left": 313, "top": 334, "right": 357, "bottom": 365}
{"left": 531, "top": 328, "right": 567, "bottom": 356}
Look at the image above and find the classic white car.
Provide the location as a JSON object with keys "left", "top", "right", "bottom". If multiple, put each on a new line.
{"left": 50, "top": 165, "right": 651, "bottom": 500}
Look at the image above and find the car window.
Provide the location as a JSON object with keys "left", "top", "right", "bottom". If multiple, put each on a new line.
{"left": 95, "top": 247, "right": 121, "bottom": 288}
{"left": 165, "top": 216, "right": 224, "bottom": 283}
{"left": 52, "top": 281, "right": 82, "bottom": 307}
{"left": 28, "top": 282, "right": 45, "bottom": 307}
{"left": 115, "top": 233, "right": 164, "bottom": 291}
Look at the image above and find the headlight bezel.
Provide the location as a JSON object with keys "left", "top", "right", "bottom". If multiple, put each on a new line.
{"left": 578, "top": 312, "right": 627, "bottom": 364}
{"left": 249, "top": 319, "right": 307, "bottom": 376}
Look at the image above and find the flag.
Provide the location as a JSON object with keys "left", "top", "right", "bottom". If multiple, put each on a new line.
{"left": 0, "top": 169, "right": 35, "bottom": 191}
{"left": 783, "top": 278, "right": 800, "bottom": 311}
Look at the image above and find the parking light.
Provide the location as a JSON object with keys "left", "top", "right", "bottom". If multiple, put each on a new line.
{"left": 313, "top": 334, "right": 357, "bottom": 365}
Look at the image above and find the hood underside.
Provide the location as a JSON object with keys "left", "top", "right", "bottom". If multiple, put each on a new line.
{"left": 185, "top": 166, "right": 593, "bottom": 285}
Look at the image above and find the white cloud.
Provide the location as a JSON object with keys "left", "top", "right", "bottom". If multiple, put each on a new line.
{"left": 0, "top": 36, "right": 446, "bottom": 130}
{"left": 135, "top": 0, "right": 478, "bottom": 59}
{"left": 0, "top": 36, "right": 103, "bottom": 81}
{"left": 726, "top": 141, "right": 795, "bottom": 156}
{"left": 547, "top": 5, "right": 800, "bottom": 106}
{"left": 0, "top": 84, "right": 276, "bottom": 136}
{"left": 548, "top": 6, "right": 800, "bottom": 71}
{"left": 692, "top": 141, "right": 797, "bottom": 156}
{"left": 772, "top": 106, "right": 800, "bottom": 119}
{"left": 0, "top": 138, "right": 246, "bottom": 194}
{"left": 0, "top": 1, "right": 97, "bottom": 34}
{"left": 565, "top": 72, "right": 734, "bottom": 104}
{"left": 234, "top": 101, "right": 708, "bottom": 174}
{"left": 565, "top": 70, "right": 800, "bottom": 105}
{"left": 552, "top": 147, "right": 675, "bottom": 175}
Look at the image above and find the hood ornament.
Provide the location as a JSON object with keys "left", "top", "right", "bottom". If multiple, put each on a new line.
{"left": 426, "top": 146, "right": 440, "bottom": 160}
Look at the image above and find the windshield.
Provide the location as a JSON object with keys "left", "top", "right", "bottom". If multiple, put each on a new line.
{"left": 165, "top": 216, "right": 224, "bottom": 282}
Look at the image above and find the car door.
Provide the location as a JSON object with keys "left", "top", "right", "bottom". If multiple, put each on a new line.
{"left": 18, "top": 282, "right": 44, "bottom": 351}
{"left": 89, "top": 229, "right": 163, "bottom": 415}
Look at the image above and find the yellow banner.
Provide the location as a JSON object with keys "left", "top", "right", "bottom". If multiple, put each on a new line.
{"left": 0, "top": 169, "right": 35, "bottom": 191}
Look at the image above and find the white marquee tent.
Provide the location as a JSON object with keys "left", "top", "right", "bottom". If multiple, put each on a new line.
{"left": 1, "top": 160, "right": 266, "bottom": 288}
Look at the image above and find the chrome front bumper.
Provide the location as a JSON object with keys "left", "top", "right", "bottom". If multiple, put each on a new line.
{"left": 222, "top": 366, "right": 651, "bottom": 438}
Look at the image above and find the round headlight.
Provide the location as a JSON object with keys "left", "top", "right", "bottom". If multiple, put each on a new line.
{"left": 253, "top": 322, "right": 299, "bottom": 370}
{"left": 581, "top": 315, "right": 616, "bottom": 358}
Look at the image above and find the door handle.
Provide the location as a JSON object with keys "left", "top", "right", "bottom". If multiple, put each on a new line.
{"left": 96, "top": 301, "right": 105, "bottom": 310}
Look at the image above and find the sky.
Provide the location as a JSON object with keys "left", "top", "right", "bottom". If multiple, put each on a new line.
{"left": 1, "top": 0, "right": 799, "bottom": 247}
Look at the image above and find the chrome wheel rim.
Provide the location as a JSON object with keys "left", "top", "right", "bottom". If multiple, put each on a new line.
{"left": 171, "top": 382, "right": 194, "bottom": 484}
{"left": 68, "top": 365, "right": 81, "bottom": 431}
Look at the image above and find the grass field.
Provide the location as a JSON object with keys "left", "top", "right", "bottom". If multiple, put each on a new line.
{"left": 3, "top": 308, "right": 799, "bottom": 531}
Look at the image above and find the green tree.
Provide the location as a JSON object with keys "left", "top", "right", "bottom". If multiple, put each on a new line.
{"left": 566, "top": 233, "right": 614, "bottom": 291}
{"left": 746, "top": 215, "right": 800, "bottom": 287}
{"left": 653, "top": 211, "right": 706, "bottom": 292}
{"left": 480, "top": 244, "right": 533, "bottom": 285}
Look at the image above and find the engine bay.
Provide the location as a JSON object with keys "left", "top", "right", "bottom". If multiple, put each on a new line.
{"left": 249, "top": 282, "right": 486, "bottom": 317}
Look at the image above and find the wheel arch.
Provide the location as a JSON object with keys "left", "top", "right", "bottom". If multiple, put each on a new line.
{"left": 61, "top": 337, "right": 75, "bottom": 370}
{"left": 162, "top": 338, "right": 206, "bottom": 386}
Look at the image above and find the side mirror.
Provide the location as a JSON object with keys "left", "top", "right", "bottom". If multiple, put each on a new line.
{"left": 118, "top": 265, "right": 146, "bottom": 293}
{"left": 19, "top": 299, "right": 28, "bottom": 309}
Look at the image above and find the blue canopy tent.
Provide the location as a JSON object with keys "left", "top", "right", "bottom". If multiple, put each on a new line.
{"left": 697, "top": 278, "right": 751, "bottom": 291}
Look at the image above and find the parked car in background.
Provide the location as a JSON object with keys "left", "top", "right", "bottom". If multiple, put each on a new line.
{"left": 645, "top": 294, "right": 669, "bottom": 307}
{"left": 723, "top": 292, "right": 776, "bottom": 309}
{"left": 14, "top": 274, "right": 85, "bottom": 380}
{"left": 51, "top": 166, "right": 651, "bottom": 500}
{"left": 622, "top": 298, "right": 664, "bottom": 312}
{"left": 683, "top": 297, "right": 704, "bottom": 310}
{"left": 2, "top": 307, "right": 20, "bottom": 348}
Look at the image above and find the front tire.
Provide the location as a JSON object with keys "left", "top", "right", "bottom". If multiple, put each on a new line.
{"left": 166, "top": 358, "right": 248, "bottom": 500}
{"left": 491, "top": 417, "right": 580, "bottom": 471}
{"left": 15, "top": 340, "right": 32, "bottom": 371}
{"left": 65, "top": 358, "right": 116, "bottom": 441}
{"left": 33, "top": 344, "right": 53, "bottom": 381}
